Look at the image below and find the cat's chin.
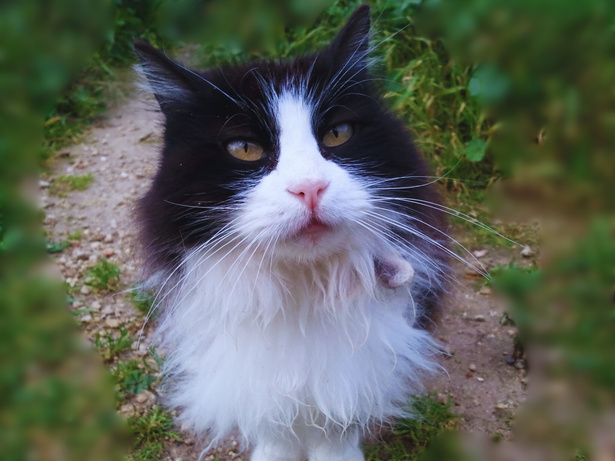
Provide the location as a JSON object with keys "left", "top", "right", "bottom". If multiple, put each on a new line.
{"left": 279, "top": 223, "right": 355, "bottom": 261}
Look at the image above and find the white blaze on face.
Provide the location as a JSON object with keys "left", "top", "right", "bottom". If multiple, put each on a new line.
{"left": 275, "top": 92, "right": 327, "bottom": 191}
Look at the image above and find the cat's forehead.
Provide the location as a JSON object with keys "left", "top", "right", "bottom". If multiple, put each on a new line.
{"left": 212, "top": 54, "right": 324, "bottom": 96}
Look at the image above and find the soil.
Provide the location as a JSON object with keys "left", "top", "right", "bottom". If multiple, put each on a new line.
{"left": 41, "top": 88, "right": 533, "bottom": 460}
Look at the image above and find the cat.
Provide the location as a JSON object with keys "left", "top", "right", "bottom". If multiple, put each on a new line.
{"left": 134, "top": 5, "right": 449, "bottom": 460}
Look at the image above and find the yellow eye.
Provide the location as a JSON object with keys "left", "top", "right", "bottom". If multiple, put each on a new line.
{"left": 322, "top": 123, "right": 353, "bottom": 147}
{"left": 226, "top": 140, "right": 265, "bottom": 161}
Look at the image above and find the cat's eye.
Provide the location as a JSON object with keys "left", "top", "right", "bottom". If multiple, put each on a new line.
{"left": 226, "top": 140, "right": 265, "bottom": 162}
{"left": 322, "top": 123, "right": 353, "bottom": 147}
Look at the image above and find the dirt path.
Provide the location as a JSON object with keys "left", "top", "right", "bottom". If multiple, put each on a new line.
{"left": 42, "top": 88, "right": 529, "bottom": 460}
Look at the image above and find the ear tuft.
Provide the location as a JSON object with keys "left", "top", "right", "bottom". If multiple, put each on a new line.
{"left": 329, "top": 4, "right": 372, "bottom": 66}
{"left": 133, "top": 40, "right": 196, "bottom": 111}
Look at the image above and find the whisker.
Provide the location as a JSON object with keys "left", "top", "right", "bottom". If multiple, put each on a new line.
{"left": 365, "top": 209, "right": 490, "bottom": 279}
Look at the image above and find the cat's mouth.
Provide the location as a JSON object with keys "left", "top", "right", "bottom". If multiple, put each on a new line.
{"left": 295, "top": 217, "right": 332, "bottom": 238}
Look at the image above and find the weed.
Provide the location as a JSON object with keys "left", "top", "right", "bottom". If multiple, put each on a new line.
{"left": 84, "top": 258, "right": 121, "bottom": 292}
{"left": 491, "top": 432, "right": 505, "bottom": 442}
{"left": 128, "top": 407, "right": 180, "bottom": 461}
{"left": 113, "top": 359, "right": 157, "bottom": 395}
{"left": 149, "top": 346, "right": 165, "bottom": 369}
{"left": 129, "top": 287, "right": 155, "bottom": 314}
{"left": 67, "top": 228, "right": 84, "bottom": 241}
{"left": 47, "top": 228, "right": 85, "bottom": 254}
{"left": 49, "top": 173, "right": 94, "bottom": 196}
{"left": 46, "top": 240, "right": 71, "bottom": 253}
{"left": 95, "top": 326, "right": 134, "bottom": 361}
{"left": 365, "top": 393, "right": 458, "bottom": 460}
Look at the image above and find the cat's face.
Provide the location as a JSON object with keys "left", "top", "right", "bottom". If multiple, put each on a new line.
{"left": 136, "top": 5, "right": 443, "bottom": 272}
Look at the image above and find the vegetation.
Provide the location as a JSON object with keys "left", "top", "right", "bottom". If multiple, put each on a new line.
{"left": 128, "top": 407, "right": 181, "bottom": 461}
{"left": 113, "top": 359, "right": 157, "bottom": 395}
{"left": 84, "top": 258, "right": 121, "bottom": 292}
{"left": 41, "top": 0, "right": 169, "bottom": 163}
{"left": 95, "top": 326, "right": 134, "bottom": 361}
{"left": 365, "top": 394, "right": 458, "bottom": 460}
{"left": 49, "top": 173, "right": 94, "bottom": 196}
{"left": 129, "top": 287, "right": 155, "bottom": 314}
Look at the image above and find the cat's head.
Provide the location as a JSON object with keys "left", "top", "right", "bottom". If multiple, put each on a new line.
{"left": 135, "top": 5, "right": 444, "bottom": 275}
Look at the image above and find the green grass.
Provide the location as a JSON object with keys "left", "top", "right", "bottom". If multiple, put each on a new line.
{"left": 46, "top": 228, "right": 84, "bottom": 254}
{"left": 128, "top": 407, "right": 181, "bottom": 461}
{"left": 84, "top": 258, "right": 121, "bottom": 292}
{"left": 113, "top": 359, "right": 157, "bottom": 395}
{"left": 49, "top": 173, "right": 94, "bottom": 196}
{"left": 67, "top": 228, "right": 84, "bottom": 241}
{"left": 365, "top": 393, "right": 458, "bottom": 460}
{"left": 95, "top": 326, "right": 134, "bottom": 361}
{"left": 129, "top": 287, "right": 155, "bottom": 314}
{"left": 46, "top": 239, "right": 71, "bottom": 253}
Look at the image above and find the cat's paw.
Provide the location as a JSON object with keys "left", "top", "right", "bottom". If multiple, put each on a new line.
{"left": 308, "top": 443, "right": 365, "bottom": 461}
{"left": 375, "top": 254, "right": 415, "bottom": 289}
{"left": 251, "top": 440, "right": 304, "bottom": 461}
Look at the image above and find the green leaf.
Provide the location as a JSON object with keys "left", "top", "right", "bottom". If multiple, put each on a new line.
{"left": 464, "top": 139, "right": 487, "bottom": 162}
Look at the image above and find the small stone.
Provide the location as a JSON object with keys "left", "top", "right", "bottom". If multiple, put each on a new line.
{"left": 479, "top": 286, "right": 492, "bottom": 295}
{"left": 521, "top": 246, "right": 534, "bottom": 257}
{"left": 102, "top": 248, "right": 115, "bottom": 257}
{"left": 119, "top": 404, "right": 136, "bottom": 417}
{"left": 506, "top": 356, "right": 516, "bottom": 365}
{"left": 120, "top": 171, "right": 129, "bottom": 178}
{"left": 75, "top": 252, "right": 90, "bottom": 261}
{"left": 91, "top": 300, "right": 101, "bottom": 310}
{"left": 104, "top": 233, "right": 114, "bottom": 243}
{"left": 90, "top": 241, "right": 101, "bottom": 250}
{"left": 507, "top": 329, "right": 517, "bottom": 337}
{"left": 105, "top": 318, "right": 120, "bottom": 328}
{"left": 79, "top": 314, "right": 92, "bottom": 323}
{"left": 135, "top": 393, "right": 149, "bottom": 403}
{"left": 469, "top": 363, "right": 477, "bottom": 372}
{"left": 473, "top": 249, "right": 488, "bottom": 258}
{"left": 496, "top": 402, "right": 509, "bottom": 410}
{"left": 80, "top": 285, "right": 91, "bottom": 295}
{"left": 39, "top": 180, "right": 50, "bottom": 188}
{"left": 476, "top": 377, "right": 484, "bottom": 382}
{"left": 473, "top": 314, "right": 486, "bottom": 322}
{"left": 514, "top": 359, "right": 527, "bottom": 370}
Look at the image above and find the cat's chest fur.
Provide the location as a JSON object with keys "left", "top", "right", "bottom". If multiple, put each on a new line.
{"left": 158, "top": 242, "right": 438, "bottom": 443}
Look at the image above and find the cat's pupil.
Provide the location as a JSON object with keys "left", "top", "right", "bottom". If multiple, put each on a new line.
{"left": 333, "top": 129, "right": 339, "bottom": 138}
{"left": 243, "top": 143, "right": 249, "bottom": 153}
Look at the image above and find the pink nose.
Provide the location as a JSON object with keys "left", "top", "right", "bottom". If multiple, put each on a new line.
{"left": 287, "top": 180, "right": 329, "bottom": 210}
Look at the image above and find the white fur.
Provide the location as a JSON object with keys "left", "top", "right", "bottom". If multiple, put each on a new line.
{"left": 152, "top": 91, "right": 441, "bottom": 459}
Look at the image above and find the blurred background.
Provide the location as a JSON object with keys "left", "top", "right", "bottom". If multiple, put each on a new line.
{"left": 1, "top": 0, "right": 613, "bottom": 460}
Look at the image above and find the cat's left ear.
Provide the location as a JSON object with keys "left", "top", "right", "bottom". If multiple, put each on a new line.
{"left": 134, "top": 40, "right": 200, "bottom": 114}
{"left": 328, "top": 4, "right": 371, "bottom": 71}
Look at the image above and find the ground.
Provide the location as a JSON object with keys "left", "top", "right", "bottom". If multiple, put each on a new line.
{"left": 41, "top": 88, "right": 534, "bottom": 460}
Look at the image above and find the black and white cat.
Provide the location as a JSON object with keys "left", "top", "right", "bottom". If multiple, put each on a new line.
{"left": 135, "top": 5, "right": 448, "bottom": 460}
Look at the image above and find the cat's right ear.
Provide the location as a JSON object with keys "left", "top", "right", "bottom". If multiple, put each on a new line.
{"left": 133, "top": 40, "right": 198, "bottom": 113}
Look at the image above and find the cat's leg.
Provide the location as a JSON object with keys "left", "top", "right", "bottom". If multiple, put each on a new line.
{"left": 306, "top": 427, "right": 365, "bottom": 461}
{"left": 250, "top": 430, "right": 304, "bottom": 461}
